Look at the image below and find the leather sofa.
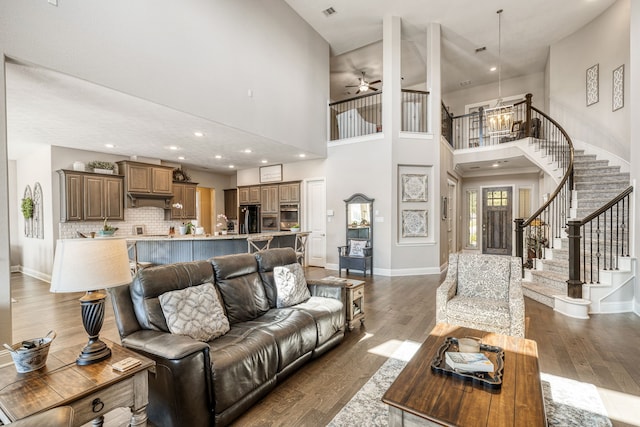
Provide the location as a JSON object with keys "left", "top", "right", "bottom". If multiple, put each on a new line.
{"left": 109, "top": 248, "right": 345, "bottom": 427}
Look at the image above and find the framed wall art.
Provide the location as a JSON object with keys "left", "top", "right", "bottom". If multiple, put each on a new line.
{"left": 401, "top": 173, "right": 428, "bottom": 202}
{"left": 260, "top": 164, "right": 283, "bottom": 183}
{"left": 586, "top": 63, "right": 599, "bottom": 106}
{"left": 612, "top": 64, "right": 624, "bottom": 111}
{"left": 402, "top": 209, "right": 428, "bottom": 237}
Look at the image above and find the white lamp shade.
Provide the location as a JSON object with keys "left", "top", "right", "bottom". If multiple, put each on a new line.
{"left": 50, "top": 238, "right": 132, "bottom": 293}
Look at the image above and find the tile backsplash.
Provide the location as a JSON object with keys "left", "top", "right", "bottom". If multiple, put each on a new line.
{"left": 58, "top": 207, "right": 186, "bottom": 238}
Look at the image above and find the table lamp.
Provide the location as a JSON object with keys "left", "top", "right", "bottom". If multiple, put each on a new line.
{"left": 50, "top": 238, "right": 132, "bottom": 365}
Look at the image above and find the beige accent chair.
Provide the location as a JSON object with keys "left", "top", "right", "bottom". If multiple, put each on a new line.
{"left": 436, "top": 253, "right": 525, "bottom": 338}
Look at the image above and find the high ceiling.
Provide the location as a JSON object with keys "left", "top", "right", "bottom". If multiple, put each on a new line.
{"left": 7, "top": 0, "right": 617, "bottom": 174}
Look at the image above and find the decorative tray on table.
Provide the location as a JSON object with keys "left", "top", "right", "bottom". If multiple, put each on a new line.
{"left": 430, "top": 337, "right": 505, "bottom": 390}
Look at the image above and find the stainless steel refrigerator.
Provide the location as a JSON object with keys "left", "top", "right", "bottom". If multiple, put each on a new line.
{"left": 240, "top": 205, "right": 260, "bottom": 234}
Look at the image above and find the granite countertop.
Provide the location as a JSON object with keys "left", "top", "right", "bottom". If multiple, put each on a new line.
{"left": 126, "top": 231, "right": 304, "bottom": 241}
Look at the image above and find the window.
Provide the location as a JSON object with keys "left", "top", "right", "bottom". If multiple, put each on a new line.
{"left": 487, "top": 190, "right": 508, "bottom": 207}
{"left": 466, "top": 189, "right": 477, "bottom": 248}
{"left": 519, "top": 188, "right": 532, "bottom": 218}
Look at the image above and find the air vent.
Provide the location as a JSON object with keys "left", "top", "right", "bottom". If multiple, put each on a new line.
{"left": 475, "top": 46, "right": 487, "bottom": 53}
{"left": 459, "top": 80, "right": 472, "bottom": 87}
{"left": 322, "top": 7, "right": 336, "bottom": 17}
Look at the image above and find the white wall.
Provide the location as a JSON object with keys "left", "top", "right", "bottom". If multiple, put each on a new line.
{"left": 236, "top": 159, "right": 326, "bottom": 187}
{"left": 0, "top": 0, "right": 329, "bottom": 156}
{"left": 630, "top": 0, "right": 640, "bottom": 314}
{"left": 8, "top": 160, "right": 19, "bottom": 268}
{"left": 549, "top": 0, "right": 630, "bottom": 159}
{"left": 443, "top": 72, "right": 546, "bottom": 116}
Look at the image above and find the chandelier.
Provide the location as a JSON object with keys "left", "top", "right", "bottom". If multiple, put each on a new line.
{"left": 485, "top": 9, "right": 513, "bottom": 136}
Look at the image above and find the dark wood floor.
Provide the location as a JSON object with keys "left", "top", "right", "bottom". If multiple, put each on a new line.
{"left": 9, "top": 269, "right": 640, "bottom": 427}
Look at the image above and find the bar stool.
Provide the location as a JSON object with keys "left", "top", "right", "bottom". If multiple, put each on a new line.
{"left": 294, "top": 232, "right": 310, "bottom": 266}
{"left": 128, "top": 241, "right": 154, "bottom": 274}
{"left": 247, "top": 235, "right": 273, "bottom": 253}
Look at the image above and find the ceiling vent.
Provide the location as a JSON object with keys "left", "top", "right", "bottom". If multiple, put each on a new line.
{"left": 475, "top": 46, "right": 487, "bottom": 53}
{"left": 459, "top": 80, "right": 472, "bottom": 87}
{"left": 322, "top": 7, "right": 336, "bottom": 17}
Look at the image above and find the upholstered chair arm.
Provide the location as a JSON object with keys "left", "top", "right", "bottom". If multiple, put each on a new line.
{"left": 508, "top": 257, "right": 526, "bottom": 338}
{"left": 122, "top": 329, "right": 209, "bottom": 359}
{"left": 436, "top": 253, "right": 459, "bottom": 323}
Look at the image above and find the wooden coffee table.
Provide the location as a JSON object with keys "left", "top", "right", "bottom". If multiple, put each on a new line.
{"left": 0, "top": 339, "right": 154, "bottom": 426}
{"left": 382, "top": 323, "right": 546, "bottom": 426}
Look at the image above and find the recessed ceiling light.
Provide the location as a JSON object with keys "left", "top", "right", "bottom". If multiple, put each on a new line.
{"left": 215, "top": 155, "right": 222, "bottom": 159}
{"left": 299, "top": 154, "right": 306, "bottom": 158}
{"left": 492, "top": 162, "right": 499, "bottom": 167}
{"left": 261, "top": 160, "right": 268, "bottom": 164}
{"left": 194, "top": 131, "right": 204, "bottom": 137}
{"left": 490, "top": 66, "right": 497, "bottom": 72}
{"left": 169, "top": 146, "right": 179, "bottom": 151}
{"left": 178, "top": 156, "right": 185, "bottom": 160}
{"left": 243, "top": 149, "right": 252, "bottom": 153}
{"left": 104, "top": 143, "right": 115, "bottom": 148}
{"left": 228, "top": 165, "right": 235, "bottom": 169}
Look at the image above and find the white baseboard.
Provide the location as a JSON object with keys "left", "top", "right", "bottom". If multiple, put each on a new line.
{"left": 0, "top": 350, "right": 13, "bottom": 368}
{"left": 592, "top": 300, "right": 634, "bottom": 314}
{"left": 323, "top": 263, "right": 439, "bottom": 277}
{"left": 10, "top": 265, "right": 20, "bottom": 273}
{"left": 17, "top": 266, "right": 51, "bottom": 283}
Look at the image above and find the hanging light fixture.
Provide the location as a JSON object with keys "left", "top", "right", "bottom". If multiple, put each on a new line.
{"left": 485, "top": 9, "right": 514, "bottom": 136}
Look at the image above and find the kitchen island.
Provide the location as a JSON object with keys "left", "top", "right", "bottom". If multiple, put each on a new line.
{"left": 128, "top": 231, "right": 298, "bottom": 265}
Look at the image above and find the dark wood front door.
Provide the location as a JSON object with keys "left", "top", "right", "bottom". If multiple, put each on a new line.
{"left": 482, "top": 187, "right": 512, "bottom": 255}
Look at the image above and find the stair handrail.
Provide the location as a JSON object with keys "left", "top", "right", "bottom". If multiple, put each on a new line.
{"left": 515, "top": 98, "right": 575, "bottom": 276}
{"left": 566, "top": 186, "right": 633, "bottom": 296}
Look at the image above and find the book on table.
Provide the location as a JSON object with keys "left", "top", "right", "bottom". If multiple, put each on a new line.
{"left": 445, "top": 351, "right": 494, "bottom": 373}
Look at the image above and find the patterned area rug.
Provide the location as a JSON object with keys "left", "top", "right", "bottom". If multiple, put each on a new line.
{"left": 328, "top": 355, "right": 612, "bottom": 427}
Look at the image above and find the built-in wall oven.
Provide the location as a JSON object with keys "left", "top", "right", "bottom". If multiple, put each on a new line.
{"left": 261, "top": 214, "right": 279, "bottom": 231}
{"left": 279, "top": 204, "right": 299, "bottom": 231}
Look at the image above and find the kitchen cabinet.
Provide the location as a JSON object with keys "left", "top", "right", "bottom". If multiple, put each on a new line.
{"left": 58, "top": 170, "right": 124, "bottom": 222}
{"left": 117, "top": 161, "right": 173, "bottom": 194}
{"left": 170, "top": 182, "right": 197, "bottom": 220}
{"left": 238, "top": 186, "right": 261, "bottom": 204}
{"left": 279, "top": 182, "right": 300, "bottom": 203}
{"left": 224, "top": 189, "right": 238, "bottom": 219}
{"left": 261, "top": 185, "right": 279, "bottom": 213}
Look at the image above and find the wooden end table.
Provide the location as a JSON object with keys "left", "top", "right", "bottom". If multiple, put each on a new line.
{"left": 382, "top": 323, "right": 546, "bottom": 426}
{"left": 0, "top": 338, "right": 154, "bottom": 427}
{"left": 320, "top": 276, "right": 365, "bottom": 330}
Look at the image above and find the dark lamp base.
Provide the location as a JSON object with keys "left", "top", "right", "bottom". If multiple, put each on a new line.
{"left": 76, "top": 339, "right": 112, "bottom": 365}
{"left": 77, "top": 290, "right": 111, "bottom": 365}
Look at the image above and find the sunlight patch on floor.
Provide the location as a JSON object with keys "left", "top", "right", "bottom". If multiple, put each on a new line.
{"left": 597, "top": 387, "right": 640, "bottom": 426}
{"left": 368, "top": 339, "right": 420, "bottom": 362}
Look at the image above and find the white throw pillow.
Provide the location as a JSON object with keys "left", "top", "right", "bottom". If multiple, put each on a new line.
{"left": 159, "top": 282, "right": 230, "bottom": 342}
{"left": 349, "top": 240, "right": 368, "bottom": 257}
{"left": 273, "top": 263, "right": 311, "bottom": 308}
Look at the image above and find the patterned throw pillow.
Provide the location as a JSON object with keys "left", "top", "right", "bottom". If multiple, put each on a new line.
{"left": 273, "top": 263, "right": 311, "bottom": 308}
{"left": 159, "top": 282, "right": 230, "bottom": 342}
{"left": 349, "top": 239, "right": 368, "bottom": 257}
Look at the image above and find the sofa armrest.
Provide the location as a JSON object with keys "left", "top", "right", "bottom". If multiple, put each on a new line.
{"left": 435, "top": 278, "right": 457, "bottom": 323}
{"left": 121, "top": 330, "right": 214, "bottom": 427}
{"left": 306, "top": 279, "right": 346, "bottom": 303}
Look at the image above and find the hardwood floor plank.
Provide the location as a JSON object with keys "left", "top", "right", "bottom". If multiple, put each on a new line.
{"left": 10, "top": 270, "right": 640, "bottom": 427}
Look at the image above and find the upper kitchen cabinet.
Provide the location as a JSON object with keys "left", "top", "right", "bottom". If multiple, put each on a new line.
{"left": 238, "top": 186, "right": 261, "bottom": 205}
{"left": 58, "top": 170, "right": 124, "bottom": 222}
{"left": 170, "top": 182, "right": 197, "bottom": 220}
{"left": 117, "top": 161, "right": 173, "bottom": 194}
{"left": 279, "top": 182, "right": 300, "bottom": 203}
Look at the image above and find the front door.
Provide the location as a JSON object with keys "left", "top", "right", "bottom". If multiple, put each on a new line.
{"left": 482, "top": 187, "right": 512, "bottom": 255}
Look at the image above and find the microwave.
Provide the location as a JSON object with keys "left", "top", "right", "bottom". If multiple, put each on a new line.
{"left": 261, "top": 214, "right": 279, "bottom": 231}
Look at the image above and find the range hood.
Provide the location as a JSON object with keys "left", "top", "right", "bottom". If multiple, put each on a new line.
{"left": 126, "top": 192, "right": 174, "bottom": 209}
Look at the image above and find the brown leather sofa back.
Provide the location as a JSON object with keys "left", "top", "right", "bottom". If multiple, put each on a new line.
{"left": 255, "top": 248, "right": 298, "bottom": 308}
{"left": 130, "top": 260, "right": 214, "bottom": 331}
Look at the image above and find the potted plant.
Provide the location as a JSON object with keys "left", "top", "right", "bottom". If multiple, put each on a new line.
{"left": 98, "top": 218, "right": 118, "bottom": 236}
{"left": 290, "top": 224, "right": 300, "bottom": 233}
{"left": 216, "top": 214, "right": 228, "bottom": 235}
{"left": 88, "top": 160, "right": 116, "bottom": 175}
{"left": 21, "top": 197, "right": 34, "bottom": 219}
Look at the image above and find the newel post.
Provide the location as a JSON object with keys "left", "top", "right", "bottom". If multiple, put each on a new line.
{"left": 478, "top": 106, "right": 484, "bottom": 146}
{"left": 514, "top": 218, "right": 524, "bottom": 276}
{"left": 525, "top": 93, "right": 533, "bottom": 137}
{"left": 566, "top": 220, "right": 583, "bottom": 298}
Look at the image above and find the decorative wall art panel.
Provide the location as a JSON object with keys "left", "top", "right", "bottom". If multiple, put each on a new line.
{"left": 401, "top": 174, "right": 428, "bottom": 202}
{"left": 586, "top": 64, "right": 599, "bottom": 106}
{"left": 613, "top": 64, "right": 624, "bottom": 111}
{"left": 402, "top": 209, "right": 428, "bottom": 237}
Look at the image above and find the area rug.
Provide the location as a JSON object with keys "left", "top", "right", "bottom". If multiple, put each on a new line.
{"left": 328, "top": 352, "right": 611, "bottom": 427}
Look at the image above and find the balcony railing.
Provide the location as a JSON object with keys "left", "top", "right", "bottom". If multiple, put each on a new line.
{"left": 328, "top": 89, "right": 430, "bottom": 141}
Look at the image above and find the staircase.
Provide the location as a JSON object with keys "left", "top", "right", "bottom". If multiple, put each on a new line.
{"left": 521, "top": 149, "right": 631, "bottom": 311}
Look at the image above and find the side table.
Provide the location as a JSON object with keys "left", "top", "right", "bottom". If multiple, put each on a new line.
{"left": 0, "top": 338, "right": 154, "bottom": 427}
{"left": 320, "top": 276, "right": 365, "bottom": 331}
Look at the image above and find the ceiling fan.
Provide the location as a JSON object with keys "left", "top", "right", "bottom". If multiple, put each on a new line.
{"left": 346, "top": 71, "right": 381, "bottom": 95}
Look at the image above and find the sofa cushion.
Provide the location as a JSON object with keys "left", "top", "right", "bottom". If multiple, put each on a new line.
{"left": 255, "top": 248, "right": 298, "bottom": 308}
{"left": 445, "top": 296, "right": 511, "bottom": 330}
{"left": 211, "top": 253, "right": 269, "bottom": 324}
{"left": 290, "top": 296, "right": 344, "bottom": 347}
{"left": 208, "top": 325, "right": 279, "bottom": 413}
{"left": 457, "top": 254, "right": 511, "bottom": 301}
{"left": 159, "top": 282, "right": 230, "bottom": 342}
{"left": 130, "top": 261, "right": 215, "bottom": 332}
{"left": 274, "top": 263, "right": 311, "bottom": 308}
